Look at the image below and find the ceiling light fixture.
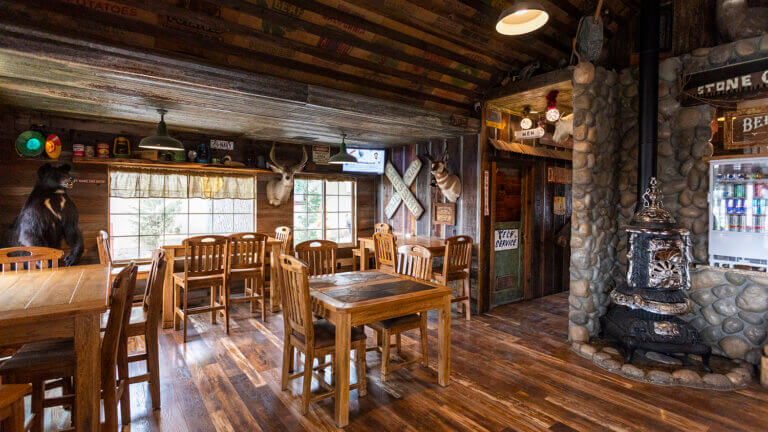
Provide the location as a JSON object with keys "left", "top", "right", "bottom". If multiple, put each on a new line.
{"left": 545, "top": 90, "right": 561, "bottom": 122}
{"left": 139, "top": 109, "right": 184, "bottom": 151}
{"left": 328, "top": 133, "right": 358, "bottom": 164}
{"left": 496, "top": 2, "right": 549, "bottom": 35}
{"left": 520, "top": 106, "right": 533, "bottom": 130}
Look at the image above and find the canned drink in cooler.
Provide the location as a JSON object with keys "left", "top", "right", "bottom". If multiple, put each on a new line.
{"left": 734, "top": 183, "right": 745, "bottom": 198}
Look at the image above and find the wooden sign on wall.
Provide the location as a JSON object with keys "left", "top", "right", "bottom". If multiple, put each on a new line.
{"left": 547, "top": 167, "right": 572, "bottom": 184}
{"left": 384, "top": 160, "right": 423, "bottom": 219}
{"left": 432, "top": 202, "right": 456, "bottom": 225}
{"left": 724, "top": 107, "right": 768, "bottom": 149}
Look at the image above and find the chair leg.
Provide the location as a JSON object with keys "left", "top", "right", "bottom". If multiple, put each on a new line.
{"left": 464, "top": 278, "right": 471, "bottom": 321}
{"left": 301, "top": 348, "right": 314, "bottom": 415}
{"left": 281, "top": 340, "right": 292, "bottom": 391}
{"left": 259, "top": 276, "right": 267, "bottom": 322}
{"left": 102, "top": 365, "right": 118, "bottom": 432}
{"left": 118, "top": 335, "right": 131, "bottom": 425}
{"left": 224, "top": 283, "right": 230, "bottom": 335}
{"left": 173, "top": 283, "right": 180, "bottom": 331}
{"left": 210, "top": 286, "right": 217, "bottom": 324}
{"left": 31, "top": 379, "right": 44, "bottom": 432}
{"left": 248, "top": 278, "right": 256, "bottom": 314}
{"left": 396, "top": 333, "right": 402, "bottom": 354}
{"left": 381, "top": 329, "right": 391, "bottom": 381}
{"left": 329, "top": 353, "right": 335, "bottom": 386}
{"left": 419, "top": 313, "right": 429, "bottom": 367}
{"left": 183, "top": 287, "right": 189, "bottom": 344}
{"left": 356, "top": 344, "right": 367, "bottom": 396}
{"left": 146, "top": 332, "right": 162, "bottom": 410}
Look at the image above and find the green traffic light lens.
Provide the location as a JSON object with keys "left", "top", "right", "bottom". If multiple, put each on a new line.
{"left": 26, "top": 138, "right": 41, "bottom": 151}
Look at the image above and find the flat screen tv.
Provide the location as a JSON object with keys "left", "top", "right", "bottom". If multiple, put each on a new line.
{"left": 342, "top": 148, "right": 385, "bottom": 174}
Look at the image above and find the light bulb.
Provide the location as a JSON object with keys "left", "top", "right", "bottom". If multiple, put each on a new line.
{"left": 520, "top": 117, "right": 533, "bottom": 130}
{"left": 546, "top": 107, "right": 560, "bottom": 122}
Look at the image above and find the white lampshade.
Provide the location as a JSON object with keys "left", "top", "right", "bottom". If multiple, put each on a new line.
{"left": 496, "top": 2, "right": 549, "bottom": 35}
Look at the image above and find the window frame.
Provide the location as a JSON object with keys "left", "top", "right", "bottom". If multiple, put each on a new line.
{"left": 293, "top": 175, "right": 357, "bottom": 248}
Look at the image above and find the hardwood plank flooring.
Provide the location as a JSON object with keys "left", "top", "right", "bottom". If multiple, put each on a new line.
{"left": 36, "top": 293, "right": 767, "bottom": 431}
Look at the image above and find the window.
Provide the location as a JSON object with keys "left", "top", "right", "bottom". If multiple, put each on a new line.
{"left": 109, "top": 168, "right": 255, "bottom": 260}
{"left": 293, "top": 178, "right": 355, "bottom": 246}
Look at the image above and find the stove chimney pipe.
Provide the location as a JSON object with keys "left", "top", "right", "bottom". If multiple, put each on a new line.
{"left": 636, "top": 0, "right": 660, "bottom": 209}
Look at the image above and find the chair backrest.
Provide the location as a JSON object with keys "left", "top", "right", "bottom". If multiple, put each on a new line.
{"left": 373, "top": 232, "right": 397, "bottom": 271}
{"left": 374, "top": 223, "right": 392, "bottom": 233}
{"left": 295, "top": 240, "right": 337, "bottom": 276}
{"left": 278, "top": 254, "right": 314, "bottom": 343}
{"left": 142, "top": 249, "right": 167, "bottom": 328}
{"left": 0, "top": 247, "right": 63, "bottom": 272}
{"left": 182, "top": 235, "right": 229, "bottom": 278}
{"left": 102, "top": 263, "right": 137, "bottom": 378}
{"left": 228, "top": 233, "right": 268, "bottom": 271}
{"left": 397, "top": 244, "right": 433, "bottom": 281}
{"left": 443, "top": 235, "right": 473, "bottom": 274}
{"left": 97, "top": 230, "right": 112, "bottom": 265}
{"left": 275, "top": 226, "right": 292, "bottom": 253}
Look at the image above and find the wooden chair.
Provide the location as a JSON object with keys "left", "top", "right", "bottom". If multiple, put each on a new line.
{"left": 433, "top": 235, "right": 473, "bottom": 321}
{"left": 275, "top": 226, "right": 292, "bottom": 254}
{"left": 295, "top": 240, "right": 338, "bottom": 276}
{"left": 227, "top": 233, "right": 268, "bottom": 321}
{"left": 0, "top": 384, "right": 31, "bottom": 432}
{"left": 97, "top": 230, "right": 151, "bottom": 280}
{"left": 278, "top": 254, "right": 366, "bottom": 415}
{"left": 102, "top": 249, "right": 166, "bottom": 411}
{"left": 352, "top": 223, "right": 391, "bottom": 270}
{"left": 0, "top": 247, "right": 62, "bottom": 272}
{"left": 173, "top": 235, "right": 229, "bottom": 343}
{"left": 0, "top": 264, "right": 137, "bottom": 432}
{"left": 366, "top": 245, "right": 430, "bottom": 381}
{"left": 372, "top": 232, "right": 397, "bottom": 273}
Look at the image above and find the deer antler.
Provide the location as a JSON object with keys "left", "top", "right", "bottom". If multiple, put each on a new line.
{"left": 292, "top": 146, "right": 309, "bottom": 172}
{"left": 268, "top": 143, "right": 285, "bottom": 172}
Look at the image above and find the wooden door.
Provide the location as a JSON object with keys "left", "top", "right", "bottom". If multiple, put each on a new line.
{"left": 490, "top": 164, "right": 527, "bottom": 306}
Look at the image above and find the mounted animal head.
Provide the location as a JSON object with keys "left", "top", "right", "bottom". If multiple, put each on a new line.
{"left": 37, "top": 163, "right": 74, "bottom": 190}
{"left": 422, "top": 149, "right": 462, "bottom": 202}
{"left": 553, "top": 113, "right": 574, "bottom": 144}
{"left": 422, "top": 150, "right": 449, "bottom": 175}
{"left": 266, "top": 144, "right": 308, "bottom": 207}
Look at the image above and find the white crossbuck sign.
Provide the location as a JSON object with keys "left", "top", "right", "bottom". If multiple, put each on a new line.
{"left": 384, "top": 160, "right": 424, "bottom": 219}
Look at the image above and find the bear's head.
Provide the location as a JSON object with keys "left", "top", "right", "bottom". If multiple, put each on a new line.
{"left": 37, "top": 163, "right": 74, "bottom": 190}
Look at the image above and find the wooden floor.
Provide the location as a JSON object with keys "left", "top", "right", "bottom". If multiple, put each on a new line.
{"left": 41, "top": 292, "right": 767, "bottom": 432}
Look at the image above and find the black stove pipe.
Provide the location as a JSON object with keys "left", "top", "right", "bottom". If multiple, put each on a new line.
{"left": 636, "top": 0, "right": 660, "bottom": 209}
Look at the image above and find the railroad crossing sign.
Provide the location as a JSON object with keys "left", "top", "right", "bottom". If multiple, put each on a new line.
{"left": 384, "top": 160, "right": 424, "bottom": 219}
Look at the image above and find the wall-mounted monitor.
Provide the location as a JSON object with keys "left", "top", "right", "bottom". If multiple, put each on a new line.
{"left": 342, "top": 148, "right": 385, "bottom": 174}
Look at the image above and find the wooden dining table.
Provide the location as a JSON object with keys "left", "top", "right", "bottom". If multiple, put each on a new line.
{"left": 161, "top": 237, "right": 284, "bottom": 328}
{"left": 357, "top": 234, "right": 449, "bottom": 270}
{"left": 0, "top": 264, "right": 110, "bottom": 431}
{"left": 308, "top": 270, "right": 452, "bottom": 427}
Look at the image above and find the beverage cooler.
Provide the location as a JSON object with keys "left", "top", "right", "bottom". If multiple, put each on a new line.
{"left": 709, "top": 156, "right": 768, "bottom": 271}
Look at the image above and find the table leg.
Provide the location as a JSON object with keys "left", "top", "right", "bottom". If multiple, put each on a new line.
{"left": 74, "top": 314, "right": 101, "bottom": 432}
{"left": 334, "top": 312, "right": 351, "bottom": 427}
{"left": 360, "top": 242, "right": 368, "bottom": 271}
{"left": 437, "top": 296, "right": 451, "bottom": 387}
{"left": 270, "top": 243, "right": 283, "bottom": 313}
{"left": 162, "top": 247, "right": 176, "bottom": 329}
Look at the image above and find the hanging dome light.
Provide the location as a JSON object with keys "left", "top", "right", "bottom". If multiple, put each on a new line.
{"left": 139, "top": 109, "right": 184, "bottom": 151}
{"left": 328, "top": 133, "right": 358, "bottom": 164}
{"left": 496, "top": 2, "right": 549, "bottom": 35}
{"left": 545, "top": 90, "right": 561, "bottom": 122}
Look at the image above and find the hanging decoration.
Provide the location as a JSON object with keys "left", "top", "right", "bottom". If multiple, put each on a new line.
{"left": 520, "top": 106, "right": 533, "bottom": 130}
{"left": 545, "top": 90, "right": 561, "bottom": 122}
{"left": 15, "top": 130, "right": 45, "bottom": 157}
{"left": 384, "top": 159, "right": 423, "bottom": 219}
{"left": 45, "top": 134, "right": 62, "bottom": 159}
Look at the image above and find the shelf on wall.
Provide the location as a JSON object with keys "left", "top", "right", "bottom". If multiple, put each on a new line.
{"left": 18, "top": 157, "right": 272, "bottom": 175}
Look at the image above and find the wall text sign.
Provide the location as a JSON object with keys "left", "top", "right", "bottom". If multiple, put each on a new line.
{"left": 724, "top": 107, "right": 768, "bottom": 149}
{"left": 494, "top": 229, "right": 519, "bottom": 251}
{"left": 514, "top": 127, "right": 545, "bottom": 140}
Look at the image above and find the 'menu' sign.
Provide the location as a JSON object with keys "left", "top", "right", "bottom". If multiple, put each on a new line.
{"left": 724, "top": 107, "right": 768, "bottom": 149}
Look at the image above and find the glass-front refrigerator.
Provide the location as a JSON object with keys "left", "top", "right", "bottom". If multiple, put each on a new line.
{"left": 709, "top": 156, "right": 768, "bottom": 271}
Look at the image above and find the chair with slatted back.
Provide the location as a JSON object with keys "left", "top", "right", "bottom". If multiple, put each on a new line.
{"left": 97, "top": 230, "right": 152, "bottom": 281}
{"left": 433, "top": 235, "right": 473, "bottom": 321}
{"left": 366, "top": 244, "right": 431, "bottom": 381}
{"left": 352, "top": 223, "right": 391, "bottom": 270}
{"left": 103, "top": 249, "right": 166, "bottom": 412}
{"left": 173, "top": 235, "right": 229, "bottom": 343}
{"left": 0, "top": 263, "right": 137, "bottom": 432}
{"left": 372, "top": 231, "right": 397, "bottom": 273}
{"left": 275, "top": 226, "right": 292, "bottom": 254}
{"left": 294, "top": 240, "right": 338, "bottom": 276}
{"left": 0, "top": 247, "right": 62, "bottom": 272}
{"left": 227, "top": 233, "right": 268, "bottom": 321}
{"left": 278, "top": 254, "right": 366, "bottom": 415}
{"left": 0, "top": 384, "right": 30, "bottom": 432}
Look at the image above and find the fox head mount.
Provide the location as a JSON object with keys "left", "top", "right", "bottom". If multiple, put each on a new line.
{"left": 423, "top": 150, "right": 461, "bottom": 203}
{"left": 266, "top": 144, "right": 308, "bottom": 207}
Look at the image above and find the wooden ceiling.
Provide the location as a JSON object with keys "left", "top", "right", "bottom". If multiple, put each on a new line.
{"left": 0, "top": 0, "right": 639, "bottom": 146}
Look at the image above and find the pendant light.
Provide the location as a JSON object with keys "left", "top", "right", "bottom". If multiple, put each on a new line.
{"left": 139, "top": 109, "right": 184, "bottom": 151}
{"left": 328, "top": 133, "right": 357, "bottom": 164}
{"left": 496, "top": 2, "right": 549, "bottom": 35}
{"left": 545, "top": 90, "right": 561, "bottom": 122}
{"left": 520, "top": 106, "right": 533, "bottom": 130}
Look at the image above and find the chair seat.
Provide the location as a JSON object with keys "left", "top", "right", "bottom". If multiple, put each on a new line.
{"left": 291, "top": 319, "right": 365, "bottom": 349}
{"left": 367, "top": 314, "right": 420, "bottom": 331}
{"left": 173, "top": 272, "right": 225, "bottom": 287}
{"left": 432, "top": 267, "right": 469, "bottom": 282}
{"left": 0, "top": 339, "right": 75, "bottom": 381}
{"left": 229, "top": 267, "right": 264, "bottom": 279}
{"left": 101, "top": 305, "right": 148, "bottom": 333}
{"left": 112, "top": 263, "right": 152, "bottom": 275}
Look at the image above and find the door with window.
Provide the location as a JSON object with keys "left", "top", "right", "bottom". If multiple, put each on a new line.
{"left": 491, "top": 163, "right": 527, "bottom": 307}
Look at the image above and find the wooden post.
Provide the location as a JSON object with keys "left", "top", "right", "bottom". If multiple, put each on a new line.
{"left": 477, "top": 103, "right": 491, "bottom": 313}
{"left": 762, "top": 345, "right": 768, "bottom": 388}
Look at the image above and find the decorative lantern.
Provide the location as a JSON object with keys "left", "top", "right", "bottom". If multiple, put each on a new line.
{"left": 545, "top": 90, "right": 560, "bottom": 122}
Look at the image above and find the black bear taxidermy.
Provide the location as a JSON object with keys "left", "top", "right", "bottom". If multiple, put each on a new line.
{"left": 5, "top": 163, "right": 84, "bottom": 266}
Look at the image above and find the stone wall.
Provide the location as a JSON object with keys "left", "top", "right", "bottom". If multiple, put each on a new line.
{"left": 687, "top": 267, "right": 768, "bottom": 365}
{"left": 568, "top": 62, "right": 621, "bottom": 343}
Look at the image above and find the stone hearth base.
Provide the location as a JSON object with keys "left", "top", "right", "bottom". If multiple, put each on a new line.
{"left": 571, "top": 341, "right": 753, "bottom": 390}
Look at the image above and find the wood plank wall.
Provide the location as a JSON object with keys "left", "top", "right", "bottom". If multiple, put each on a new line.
{"left": 0, "top": 108, "right": 375, "bottom": 264}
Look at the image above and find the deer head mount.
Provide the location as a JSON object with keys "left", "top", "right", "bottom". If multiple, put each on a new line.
{"left": 266, "top": 144, "right": 308, "bottom": 207}
{"left": 423, "top": 150, "right": 461, "bottom": 203}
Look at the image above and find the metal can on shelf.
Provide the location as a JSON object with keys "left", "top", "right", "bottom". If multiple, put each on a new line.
{"left": 734, "top": 183, "right": 745, "bottom": 198}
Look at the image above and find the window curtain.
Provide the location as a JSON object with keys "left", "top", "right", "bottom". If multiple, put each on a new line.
{"left": 110, "top": 167, "right": 254, "bottom": 199}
